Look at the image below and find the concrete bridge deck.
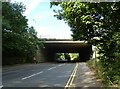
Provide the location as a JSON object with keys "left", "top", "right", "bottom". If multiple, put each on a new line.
{"left": 37, "top": 39, "right": 92, "bottom": 62}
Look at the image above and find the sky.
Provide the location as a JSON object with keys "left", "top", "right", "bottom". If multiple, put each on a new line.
{"left": 11, "top": 0, "right": 72, "bottom": 39}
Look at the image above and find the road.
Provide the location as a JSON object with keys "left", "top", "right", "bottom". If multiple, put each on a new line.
{"left": 2, "top": 63, "right": 77, "bottom": 87}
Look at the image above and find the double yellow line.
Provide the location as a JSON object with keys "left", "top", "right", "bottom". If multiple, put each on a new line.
{"left": 64, "top": 63, "right": 78, "bottom": 89}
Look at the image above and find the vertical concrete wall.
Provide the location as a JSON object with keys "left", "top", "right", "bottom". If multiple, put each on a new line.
{"left": 79, "top": 46, "right": 92, "bottom": 62}
{"left": 36, "top": 48, "right": 56, "bottom": 62}
{"left": 35, "top": 48, "right": 46, "bottom": 62}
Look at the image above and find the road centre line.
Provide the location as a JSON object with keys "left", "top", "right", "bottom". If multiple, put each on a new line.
{"left": 58, "top": 64, "right": 62, "bottom": 67}
{"left": 22, "top": 71, "right": 43, "bottom": 80}
{"left": 48, "top": 66, "right": 56, "bottom": 70}
{"left": 0, "top": 85, "right": 3, "bottom": 88}
{"left": 58, "top": 64, "right": 64, "bottom": 67}
{"left": 48, "top": 63, "right": 65, "bottom": 70}
{"left": 64, "top": 63, "right": 78, "bottom": 89}
{"left": 21, "top": 63, "right": 64, "bottom": 80}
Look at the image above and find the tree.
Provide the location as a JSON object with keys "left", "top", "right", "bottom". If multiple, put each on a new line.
{"left": 51, "top": 2, "right": 120, "bottom": 42}
{"left": 2, "top": 2, "right": 43, "bottom": 65}
{"left": 51, "top": 1, "right": 120, "bottom": 85}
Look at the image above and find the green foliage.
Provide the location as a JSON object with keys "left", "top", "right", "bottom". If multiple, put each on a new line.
{"left": 51, "top": 2, "right": 120, "bottom": 42}
{"left": 2, "top": 2, "right": 43, "bottom": 65}
{"left": 51, "top": 1, "right": 120, "bottom": 87}
{"left": 69, "top": 53, "right": 79, "bottom": 60}
{"left": 56, "top": 53, "right": 63, "bottom": 58}
{"left": 56, "top": 53, "right": 66, "bottom": 60}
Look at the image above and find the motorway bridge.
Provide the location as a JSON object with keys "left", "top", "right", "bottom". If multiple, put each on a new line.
{"left": 2, "top": 39, "right": 100, "bottom": 88}
{"left": 37, "top": 39, "right": 92, "bottom": 62}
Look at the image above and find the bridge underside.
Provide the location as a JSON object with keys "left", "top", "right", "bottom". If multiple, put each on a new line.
{"left": 38, "top": 42, "right": 92, "bottom": 62}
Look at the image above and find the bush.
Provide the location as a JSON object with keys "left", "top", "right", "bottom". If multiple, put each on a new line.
{"left": 87, "top": 58, "right": 120, "bottom": 88}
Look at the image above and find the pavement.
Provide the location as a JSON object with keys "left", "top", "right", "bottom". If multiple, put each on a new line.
{"left": 71, "top": 62, "right": 101, "bottom": 88}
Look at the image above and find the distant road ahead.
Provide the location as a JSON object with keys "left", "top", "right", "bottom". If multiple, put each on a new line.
{"left": 2, "top": 63, "right": 76, "bottom": 87}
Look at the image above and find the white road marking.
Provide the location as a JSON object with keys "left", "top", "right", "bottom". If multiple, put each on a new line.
{"left": 48, "top": 67, "right": 56, "bottom": 70}
{"left": 0, "top": 85, "right": 3, "bottom": 88}
{"left": 58, "top": 64, "right": 63, "bottom": 67}
{"left": 22, "top": 71, "right": 43, "bottom": 80}
{"left": 58, "top": 64, "right": 65, "bottom": 67}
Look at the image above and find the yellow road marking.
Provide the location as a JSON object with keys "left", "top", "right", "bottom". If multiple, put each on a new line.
{"left": 64, "top": 63, "right": 78, "bottom": 89}
{"left": 69, "top": 63, "right": 78, "bottom": 86}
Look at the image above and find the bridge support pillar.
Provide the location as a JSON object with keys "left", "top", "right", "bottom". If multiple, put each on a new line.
{"left": 37, "top": 48, "right": 56, "bottom": 62}
{"left": 79, "top": 52, "right": 85, "bottom": 62}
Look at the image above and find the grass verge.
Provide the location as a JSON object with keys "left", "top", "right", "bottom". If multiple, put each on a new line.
{"left": 87, "top": 58, "right": 120, "bottom": 89}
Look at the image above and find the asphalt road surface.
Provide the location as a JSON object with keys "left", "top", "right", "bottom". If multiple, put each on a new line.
{"left": 2, "top": 63, "right": 77, "bottom": 87}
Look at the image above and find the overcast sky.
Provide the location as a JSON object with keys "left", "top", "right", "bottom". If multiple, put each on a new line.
{"left": 11, "top": 0, "right": 72, "bottom": 39}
